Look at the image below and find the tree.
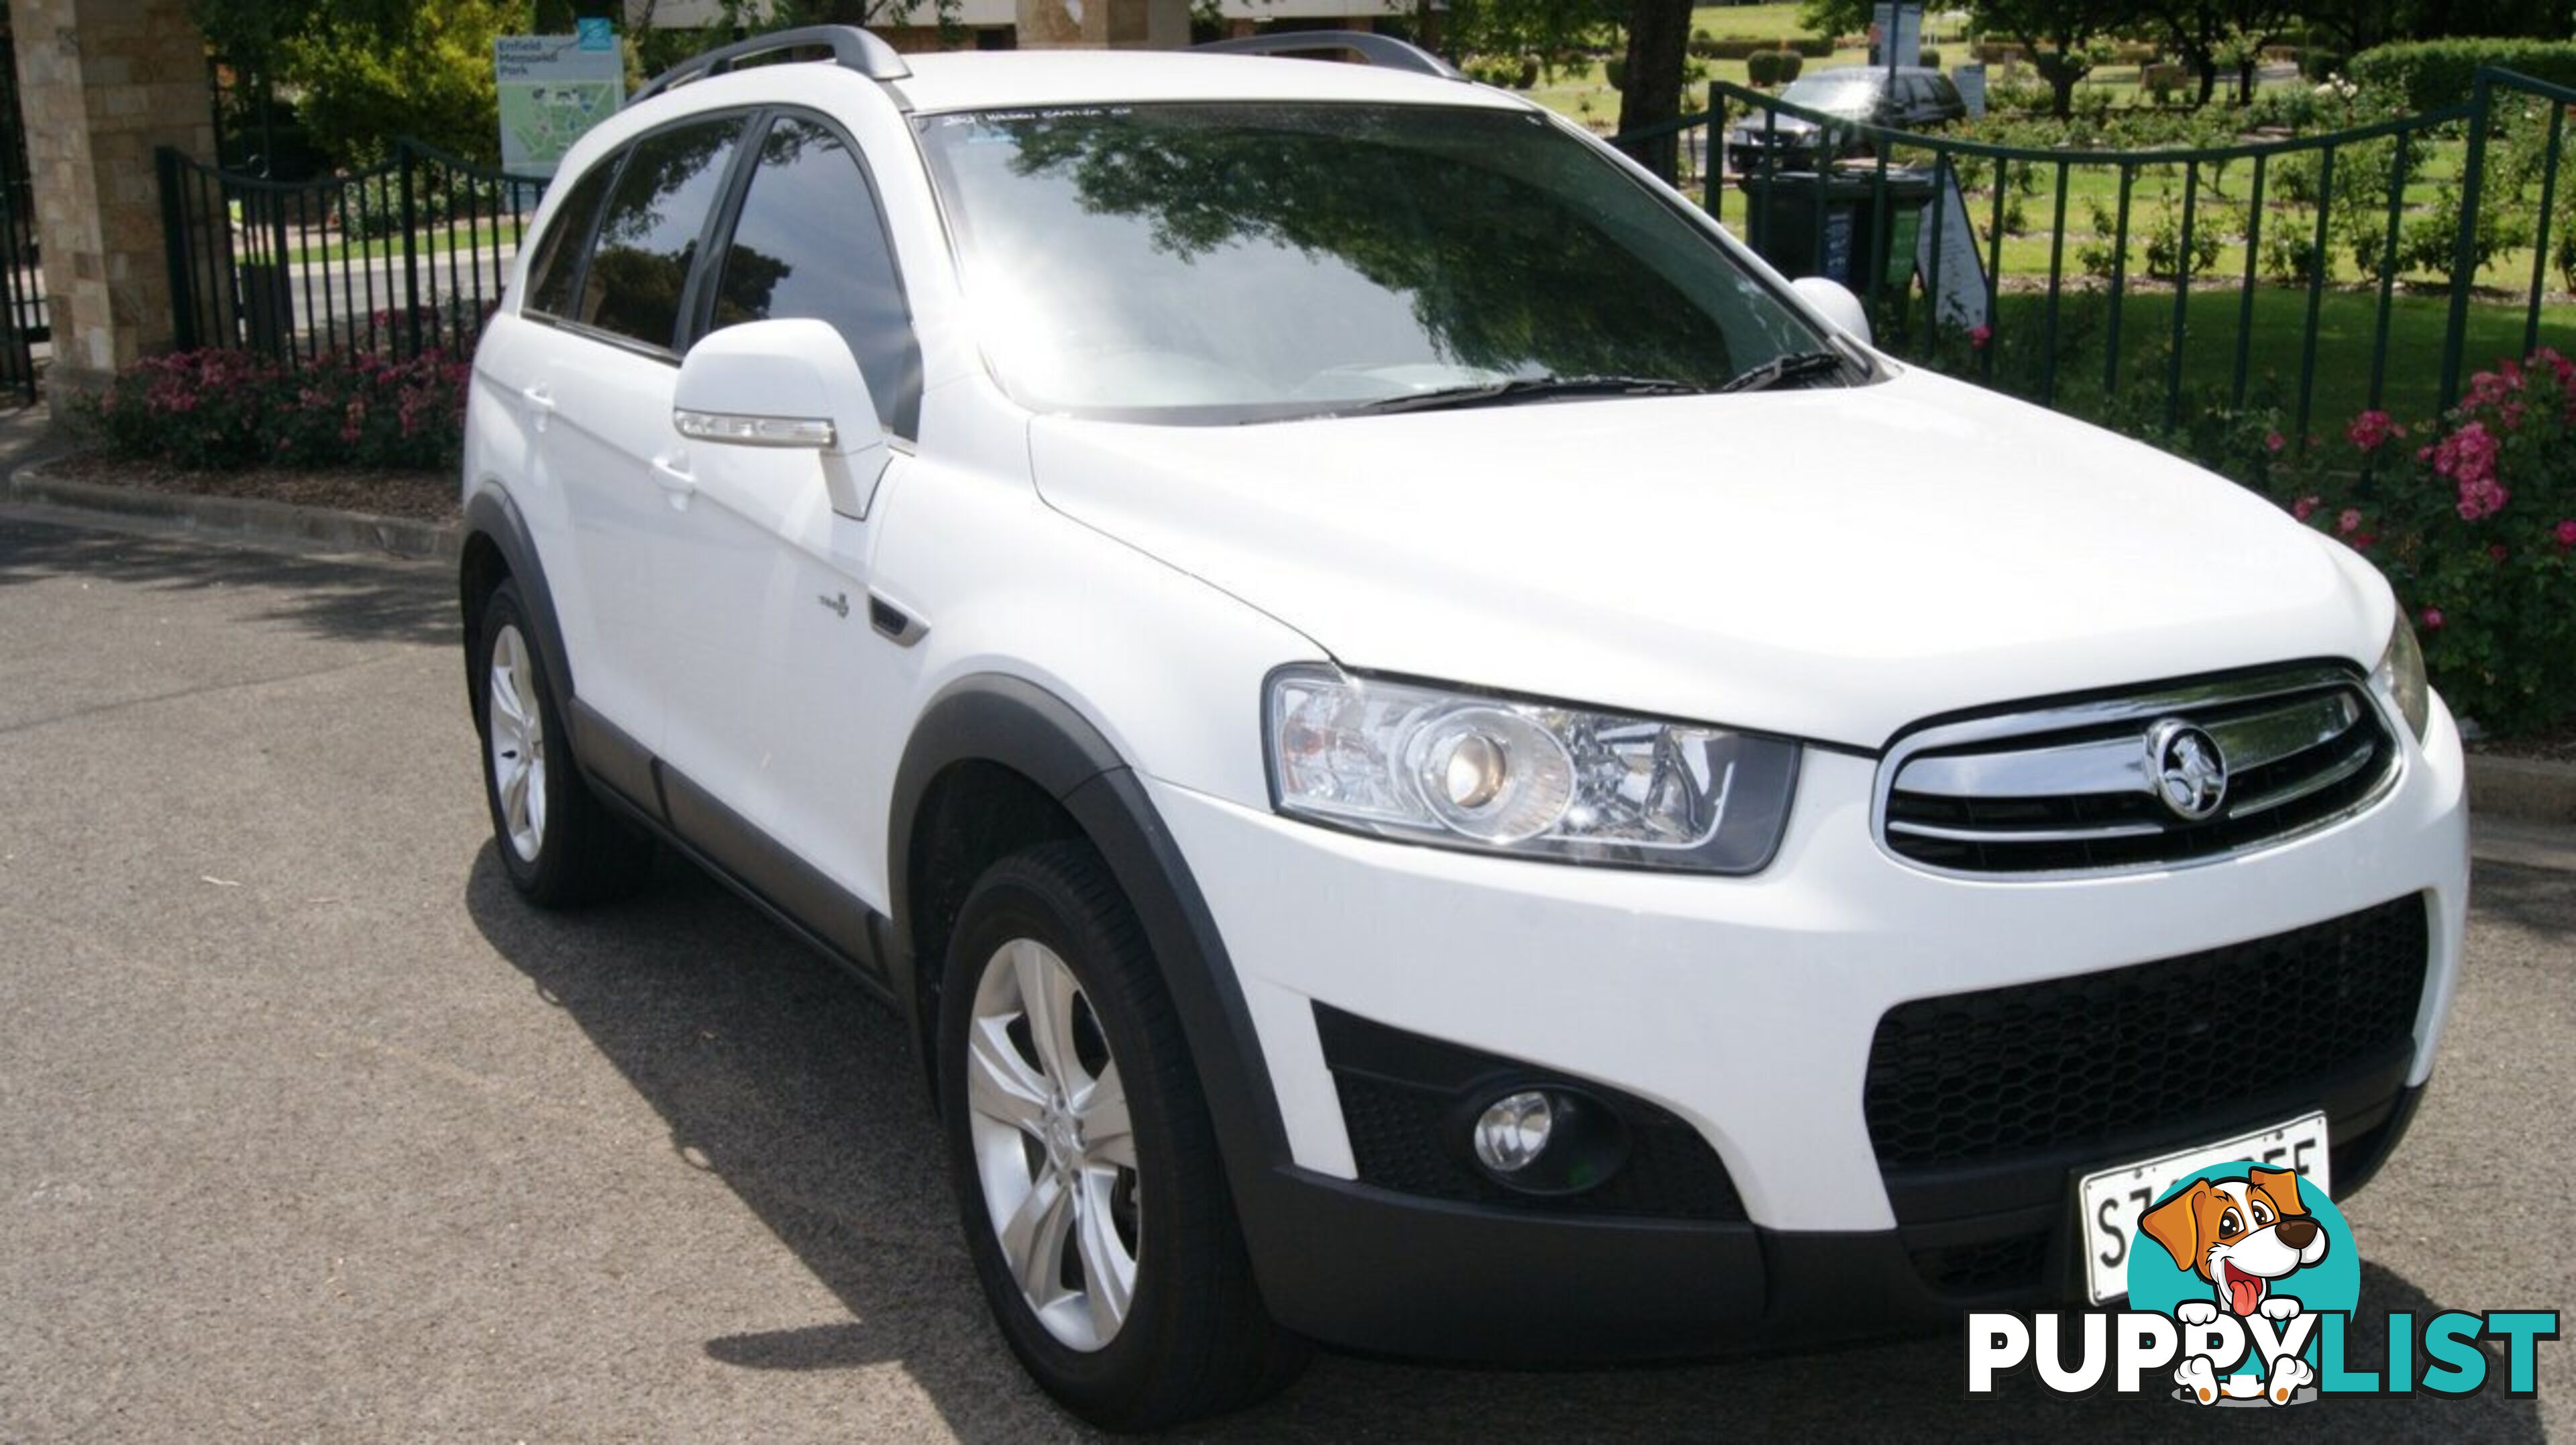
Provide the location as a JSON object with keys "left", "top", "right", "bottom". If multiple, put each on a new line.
{"left": 1615, "top": 0, "right": 1693, "bottom": 182}
{"left": 2148, "top": 0, "right": 2290, "bottom": 107}
{"left": 1971, "top": 0, "right": 2123, "bottom": 119}
{"left": 193, "top": 0, "right": 522, "bottom": 166}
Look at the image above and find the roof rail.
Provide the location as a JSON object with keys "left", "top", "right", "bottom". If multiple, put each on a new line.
{"left": 1191, "top": 30, "right": 1466, "bottom": 81}
{"left": 633, "top": 24, "right": 910, "bottom": 104}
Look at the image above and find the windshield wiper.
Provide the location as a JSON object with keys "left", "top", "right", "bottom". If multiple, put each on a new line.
{"left": 1716, "top": 350, "right": 1854, "bottom": 394}
{"left": 1343, "top": 374, "right": 1712, "bottom": 416}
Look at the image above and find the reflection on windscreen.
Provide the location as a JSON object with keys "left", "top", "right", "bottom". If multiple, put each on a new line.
{"left": 918, "top": 103, "right": 1822, "bottom": 421}
{"left": 1780, "top": 78, "right": 1879, "bottom": 112}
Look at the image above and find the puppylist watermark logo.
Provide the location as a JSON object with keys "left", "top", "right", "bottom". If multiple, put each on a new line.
{"left": 1967, "top": 1161, "right": 2560, "bottom": 1406}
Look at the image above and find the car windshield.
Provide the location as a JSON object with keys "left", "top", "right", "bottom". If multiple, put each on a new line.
{"left": 915, "top": 102, "right": 1834, "bottom": 423}
{"left": 1779, "top": 76, "right": 1880, "bottom": 114}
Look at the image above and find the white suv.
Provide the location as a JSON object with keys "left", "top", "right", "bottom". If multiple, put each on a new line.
{"left": 461, "top": 28, "right": 2469, "bottom": 1430}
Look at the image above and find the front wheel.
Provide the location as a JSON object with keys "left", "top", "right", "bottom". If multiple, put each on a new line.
{"left": 938, "top": 841, "right": 1307, "bottom": 1430}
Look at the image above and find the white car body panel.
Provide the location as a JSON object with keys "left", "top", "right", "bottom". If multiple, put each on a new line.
{"left": 1028, "top": 367, "right": 2387, "bottom": 750}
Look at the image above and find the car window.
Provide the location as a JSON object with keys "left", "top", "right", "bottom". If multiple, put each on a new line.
{"left": 578, "top": 115, "right": 747, "bottom": 352}
{"left": 918, "top": 103, "right": 1837, "bottom": 423}
{"left": 523, "top": 160, "right": 616, "bottom": 319}
{"left": 709, "top": 115, "right": 922, "bottom": 437}
{"left": 1928, "top": 76, "right": 1964, "bottom": 111}
{"left": 1782, "top": 76, "right": 1878, "bottom": 114}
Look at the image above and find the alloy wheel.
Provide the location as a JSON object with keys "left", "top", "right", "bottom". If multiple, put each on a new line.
{"left": 964, "top": 937, "right": 1141, "bottom": 1352}
{"left": 486, "top": 623, "right": 547, "bottom": 863}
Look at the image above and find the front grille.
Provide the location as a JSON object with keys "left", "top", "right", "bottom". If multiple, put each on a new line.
{"left": 1879, "top": 665, "right": 2399, "bottom": 876}
{"left": 1863, "top": 896, "right": 2428, "bottom": 1171}
{"left": 1911, "top": 1232, "right": 2050, "bottom": 1296}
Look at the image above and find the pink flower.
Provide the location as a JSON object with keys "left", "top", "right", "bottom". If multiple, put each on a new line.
{"left": 2557, "top": 519, "right": 2576, "bottom": 549}
{"left": 2264, "top": 431, "right": 2286, "bottom": 453}
{"left": 2352, "top": 533, "right": 2377, "bottom": 551}
{"left": 2347, "top": 409, "right": 2396, "bottom": 451}
{"left": 2489, "top": 544, "right": 2510, "bottom": 562}
{"left": 2337, "top": 508, "right": 2363, "bottom": 535}
{"left": 2292, "top": 495, "right": 2321, "bottom": 521}
{"left": 2432, "top": 423, "right": 2508, "bottom": 521}
{"left": 2419, "top": 606, "right": 2445, "bottom": 631}
{"left": 1968, "top": 325, "right": 1992, "bottom": 350}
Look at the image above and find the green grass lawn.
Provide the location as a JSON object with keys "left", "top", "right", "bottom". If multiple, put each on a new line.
{"left": 287, "top": 218, "right": 526, "bottom": 268}
{"left": 1970, "top": 283, "right": 2575, "bottom": 427}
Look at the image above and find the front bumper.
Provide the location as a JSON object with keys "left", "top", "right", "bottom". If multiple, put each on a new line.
{"left": 1238, "top": 1083, "right": 2425, "bottom": 1363}
{"left": 1149, "top": 698, "right": 2469, "bottom": 1358}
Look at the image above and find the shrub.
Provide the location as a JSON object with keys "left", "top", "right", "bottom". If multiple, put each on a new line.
{"left": 2347, "top": 39, "right": 2576, "bottom": 112}
{"left": 2141, "top": 197, "right": 2224, "bottom": 279}
{"left": 1699, "top": 36, "right": 1770, "bottom": 60}
{"left": 1788, "top": 36, "right": 1835, "bottom": 58}
{"left": 78, "top": 348, "right": 470, "bottom": 472}
{"left": 1918, "top": 47, "right": 1941, "bottom": 70}
{"left": 2265, "top": 352, "right": 2576, "bottom": 735}
{"left": 1746, "top": 50, "right": 1804, "bottom": 87}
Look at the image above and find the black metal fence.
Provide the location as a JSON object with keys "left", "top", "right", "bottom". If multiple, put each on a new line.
{"left": 154, "top": 138, "right": 547, "bottom": 366}
{"left": 1618, "top": 65, "right": 2576, "bottom": 437}
{"left": 0, "top": 22, "right": 45, "bottom": 405}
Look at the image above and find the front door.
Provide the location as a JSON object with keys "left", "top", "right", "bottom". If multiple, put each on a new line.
{"left": 654, "top": 111, "right": 926, "bottom": 913}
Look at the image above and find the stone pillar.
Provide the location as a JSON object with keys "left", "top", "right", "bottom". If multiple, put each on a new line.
{"left": 1014, "top": 0, "right": 1189, "bottom": 51}
{"left": 9, "top": 0, "right": 219, "bottom": 410}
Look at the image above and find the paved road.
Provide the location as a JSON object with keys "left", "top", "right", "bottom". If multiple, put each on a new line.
{"left": 1, "top": 511, "right": 2570, "bottom": 1442}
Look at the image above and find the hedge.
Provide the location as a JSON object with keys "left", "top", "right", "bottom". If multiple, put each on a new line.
{"left": 2348, "top": 39, "right": 2576, "bottom": 111}
{"left": 81, "top": 348, "right": 469, "bottom": 472}
{"left": 1746, "top": 49, "right": 1805, "bottom": 86}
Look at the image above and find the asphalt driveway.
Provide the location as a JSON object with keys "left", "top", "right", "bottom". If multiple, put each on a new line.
{"left": 1, "top": 510, "right": 2569, "bottom": 1442}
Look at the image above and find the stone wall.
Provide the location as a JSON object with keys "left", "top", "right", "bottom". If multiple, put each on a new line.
{"left": 9, "top": 0, "right": 217, "bottom": 407}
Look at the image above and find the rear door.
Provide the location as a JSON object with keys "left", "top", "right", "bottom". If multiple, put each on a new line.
{"left": 527, "top": 113, "right": 752, "bottom": 754}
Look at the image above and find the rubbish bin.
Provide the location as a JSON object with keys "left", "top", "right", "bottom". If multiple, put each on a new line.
{"left": 1735, "top": 165, "right": 1939, "bottom": 295}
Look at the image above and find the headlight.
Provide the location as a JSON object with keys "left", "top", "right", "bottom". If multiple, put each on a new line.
{"left": 2371, "top": 610, "right": 2432, "bottom": 742}
{"left": 1263, "top": 665, "right": 1799, "bottom": 873}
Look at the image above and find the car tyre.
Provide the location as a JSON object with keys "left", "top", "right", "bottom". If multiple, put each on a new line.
{"left": 938, "top": 841, "right": 1309, "bottom": 1430}
{"left": 474, "top": 581, "right": 652, "bottom": 906}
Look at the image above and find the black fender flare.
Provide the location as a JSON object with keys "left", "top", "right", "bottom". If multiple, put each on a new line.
{"left": 888, "top": 674, "right": 1292, "bottom": 1185}
{"left": 460, "top": 488, "right": 576, "bottom": 717}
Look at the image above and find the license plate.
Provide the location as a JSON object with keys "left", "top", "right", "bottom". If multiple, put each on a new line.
{"left": 2078, "top": 1112, "right": 2330, "bottom": 1304}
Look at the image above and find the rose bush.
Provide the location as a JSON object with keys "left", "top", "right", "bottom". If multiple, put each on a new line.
{"left": 2261, "top": 350, "right": 2576, "bottom": 736}
{"left": 78, "top": 347, "right": 470, "bottom": 473}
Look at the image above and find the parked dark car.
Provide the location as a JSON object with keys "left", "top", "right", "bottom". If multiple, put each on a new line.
{"left": 1727, "top": 66, "right": 1966, "bottom": 173}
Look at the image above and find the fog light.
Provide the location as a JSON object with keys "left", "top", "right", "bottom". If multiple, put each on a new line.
{"left": 1472, "top": 1090, "right": 1554, "bottom": 1173}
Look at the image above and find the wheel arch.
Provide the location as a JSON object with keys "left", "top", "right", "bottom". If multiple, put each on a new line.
{"left": 459, "top": 488, "right": 575, "bottom": 723}
{"left": 889, "top": 674, "right": 1291, "bottom": 1180}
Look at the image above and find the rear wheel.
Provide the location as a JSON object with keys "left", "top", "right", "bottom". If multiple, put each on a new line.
{"left": 938, "top": 841, "right": 1307, "bottom": 1429}
{"left": 474, "top": 582, "right": 651, "bottom": 906}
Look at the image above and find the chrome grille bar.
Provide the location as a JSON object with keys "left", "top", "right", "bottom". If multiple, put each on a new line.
{"left": 1876, "top": 665, "right": 2402, "bottom": 878}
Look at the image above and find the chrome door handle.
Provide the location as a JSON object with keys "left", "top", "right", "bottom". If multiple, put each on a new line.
{"left": 649, "top": 453, "right": 696, "bottom": 509}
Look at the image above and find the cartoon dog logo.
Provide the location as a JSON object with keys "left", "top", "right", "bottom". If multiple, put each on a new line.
{"left": 2139, "top": 1165, "right": 2329, "bottom": 1405}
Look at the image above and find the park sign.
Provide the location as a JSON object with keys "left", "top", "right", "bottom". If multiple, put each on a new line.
{"left": 494, "top": 26, "right": 625, "bottom": 178}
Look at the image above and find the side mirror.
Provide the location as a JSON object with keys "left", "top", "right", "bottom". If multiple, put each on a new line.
{"left": 1790, "top": 275, "right": 1872, "bottom": 349}
{"left": 675, "top": 318, "right": 888, "bottom": 516}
